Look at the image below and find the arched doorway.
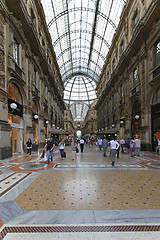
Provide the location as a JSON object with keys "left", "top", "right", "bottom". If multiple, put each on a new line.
{"left": 151, "top": 87, "right": 160, "bottom": 151}
{"left": 8, "top": 82, "right": 24, "bottom": 154}
{"left": 131, "top": 100, "right": 141, "bottom": 139}
{"left": 77, "top": 130, "right": 81, "bottom": 138}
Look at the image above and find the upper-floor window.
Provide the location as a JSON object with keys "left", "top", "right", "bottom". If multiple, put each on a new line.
{"left": 112, "top": 59, "right": 116, "bottom": 71}
{"left": 32, "top": 100, "right": 38, "bottom": 114}
{"left": 34, "top": 67, "right": 38, "bottom": 88}
{"left": 13, "top": 38, "right": 20, "bottom": 65}
{"left": 133, "top": 68, "right": 138, "bottom": 86}
{"left": 107, "top": 71, "right": 109, "bottom": 80}
{"left": 133, "top": 11, "right": 138, "bottom": 26}
{"left": 31, "top": 8, "right": 36, "bottom": 27}
{"left": 155, "top": 42, "right": 160, "bottom": 67}
{"left": 120, "top": 84, "right": 124, "bottom": 98}
{"left": 120, "top": 40, "right": 124, "bottom": 55}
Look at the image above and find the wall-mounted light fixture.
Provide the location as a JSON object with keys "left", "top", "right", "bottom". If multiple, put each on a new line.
{"left": 135, "top": 115, "right": 140, "bottom": 120}
{"left": 34, "top": 114, "right": 38, "bottom": 119}
{"left": 10, "top": 103, "right": 17, "bottom": 110}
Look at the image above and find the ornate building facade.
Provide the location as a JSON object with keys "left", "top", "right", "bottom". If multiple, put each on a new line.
{"left": 83, "top": 104, "right": 97, "bottom": 138}
{"left": 96, "top": 0, "right": 160, "bottom": 150}
{"left": 64, "top": 109, "right": 75, "bottom": 136}
{"left": 0, "top": 0, "right": 65, "bottom": 159}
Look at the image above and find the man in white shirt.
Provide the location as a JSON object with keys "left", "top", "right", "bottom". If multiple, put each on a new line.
{"left": 110, "top": 138, "right": 119, "bottom": 166}
{"left": 134, "top": 137, "right": 141, "bottom": 156}
{"left": 80, "top": 138, "right": 85, "bottom": 153}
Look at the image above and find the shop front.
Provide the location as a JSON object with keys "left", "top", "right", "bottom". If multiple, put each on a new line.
{"left": 8, "top": 83, "right": 24, "bottom": 154}
{"left": 151, "top": 87, "right": 160, "bottom": 151}
{"left": 131, "top": 100, "right": 141, "bottom": 139}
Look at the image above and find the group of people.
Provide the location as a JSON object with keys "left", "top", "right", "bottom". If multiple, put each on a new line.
{"left": 43, "top": 137, "right": 83, "bottom": 162}
{"left": 24, "top": 134, "right": 148, "bottom": 167}
{"left": 95, "top": 136, "right": 141, "bottom": 166}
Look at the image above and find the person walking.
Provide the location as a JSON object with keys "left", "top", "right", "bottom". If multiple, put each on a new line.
{"left": 110, "top": 138, "right": 119, "bottom": 166}
{"left": 157, "top": 138, "right": 160, "bottom": 153}
{"left": 130, "top": 138, "right": 136, "bottom": 157}
{"left": 98, "top": 138, "right": 103, "bottom": 151}
{"left": 26, "top": 138, "right": 32, "bottom": 159}
{"left": 134, "top": 137, "right": 141, "bottom": 156}
{"left": 80, "top": 138, "right": 85, "bottom": 153}
{"left": 58, "top": 139, "right": 65, "bottom": 159}
{"left": 120, "top": 138, "right": 125, "bottom": 153}
{"left": 44, "top": 136, "right": 55, "bottom": 163}
{"left": 71, "top": 138, "right": 77, "bottom": 160}
{"left": 102, "top": 138, "right": 108, "bottom": 157}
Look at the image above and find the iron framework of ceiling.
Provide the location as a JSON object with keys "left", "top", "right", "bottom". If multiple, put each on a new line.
{"left": 41, "top": 0, "right": 126, "bottom": 121}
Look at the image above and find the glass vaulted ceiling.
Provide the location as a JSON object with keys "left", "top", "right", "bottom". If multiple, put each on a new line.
{"left": 41, "top": 0, "right": 126, "bottom": 121}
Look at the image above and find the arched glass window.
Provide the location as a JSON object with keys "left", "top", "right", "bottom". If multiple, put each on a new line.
{"left": 152, "top": 87, "right": 160, "bottom": 105}
{"left": 32, "top": 100, "right": 38, "bottom": 113}
{"left": 8, "top": 83, "right": 23, "bottom": 105}
{"left": 132, "top": 100, "right": 141, "bottom": 114}
{"left": 120, "top": 109, "right": 125, "bottom": 119}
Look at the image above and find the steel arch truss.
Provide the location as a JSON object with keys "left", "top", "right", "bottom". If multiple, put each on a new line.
{"left": 48, "top": 7, "right": 117, "bottom": 30}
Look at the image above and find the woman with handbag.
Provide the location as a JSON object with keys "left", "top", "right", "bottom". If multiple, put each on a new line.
{"left": 58, "top": 139, "right": 65, "bottom": 160}
{"left": 71, "top": 138, "right": 77, "bottom": 160}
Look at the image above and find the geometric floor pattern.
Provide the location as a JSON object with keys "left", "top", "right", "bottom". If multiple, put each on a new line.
{"left": 55, "top": 163, "right": 142, "bottom": 168}
{"left": 0, "top": 173, "right": 31, "bottom": 197}
{"left": 15, "top": 169, "right": 160, "bottom": 210}
{"left": 0, "top": 145, "right": 160, "bottom": 239}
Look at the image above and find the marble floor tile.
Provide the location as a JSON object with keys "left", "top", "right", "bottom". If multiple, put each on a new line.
{"left": 0, "top": 145, "right": 159, "bottom": 239}
{"left": 3, "top": 232, "right": 160, "bottom": 240}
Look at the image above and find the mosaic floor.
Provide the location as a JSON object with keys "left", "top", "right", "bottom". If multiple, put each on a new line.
{"left": 0, "top": 145, "right": 160, "bottom": 239}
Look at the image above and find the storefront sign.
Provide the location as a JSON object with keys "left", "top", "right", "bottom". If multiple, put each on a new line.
{"left": 8, "top": 98, "right": 23, "bottom": 117}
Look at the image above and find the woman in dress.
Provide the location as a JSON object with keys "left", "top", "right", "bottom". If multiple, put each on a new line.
{"left": 71, "top": 138, "right": 77, "bottom": 160}
{"left": 130, "top": 138, "right": 135, "bottom": 157}
{"left": 58, "top": 139, "right": 65, "bottom": 160}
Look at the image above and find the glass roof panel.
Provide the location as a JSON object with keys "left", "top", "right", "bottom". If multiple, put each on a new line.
{"left": 41, "top": 0, "right": 126, "bottom": 121}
